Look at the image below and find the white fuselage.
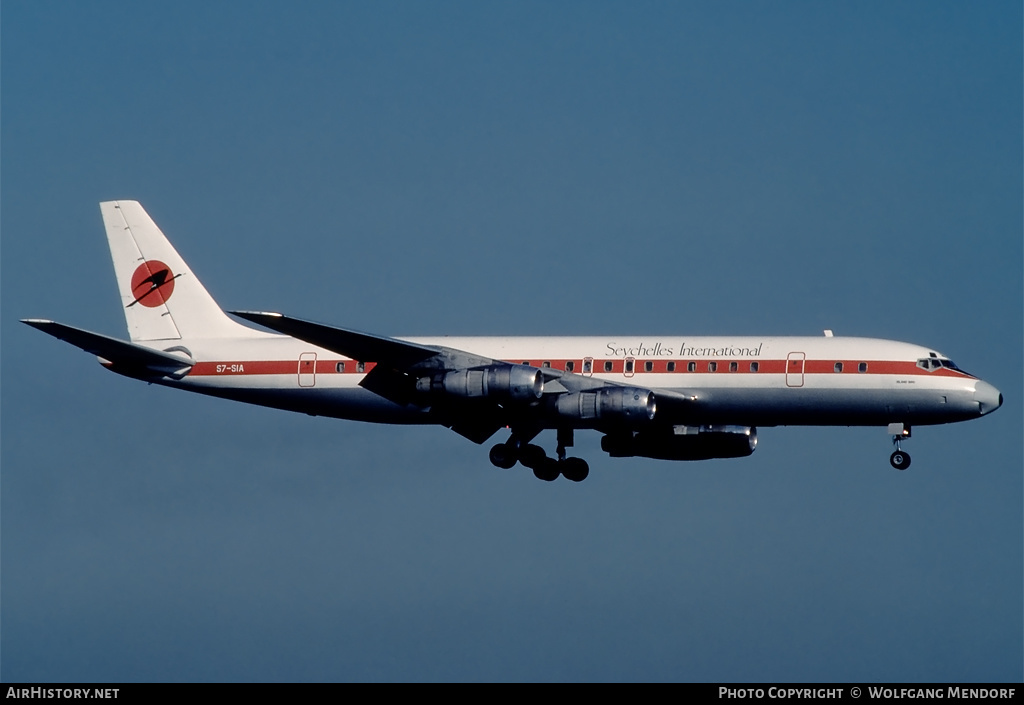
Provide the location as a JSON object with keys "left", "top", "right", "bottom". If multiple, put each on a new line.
{"left": 148, "top": 333, "right": 998, "bottom": 429}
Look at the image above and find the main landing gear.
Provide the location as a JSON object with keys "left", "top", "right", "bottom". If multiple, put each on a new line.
{"left": 488, "top": 428, "right": 590, "bottom": 482}
{"left": 888, "top": 423, "right": 912, "bottom": 470}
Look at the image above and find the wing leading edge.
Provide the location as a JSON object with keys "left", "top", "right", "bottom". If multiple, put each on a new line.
{"left": 230, "top": 311, "right": 439, "bottom": 368}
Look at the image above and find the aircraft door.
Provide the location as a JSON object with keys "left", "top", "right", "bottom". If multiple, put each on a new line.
{"left": 299, "top": 352, "right": 317, "bottom": 387}
{"left": 786, "top": 352, "right": 805, "bottom": 387}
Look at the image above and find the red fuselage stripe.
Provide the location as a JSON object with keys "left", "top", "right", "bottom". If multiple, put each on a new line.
{"left": 186, "top": 359, "right": 973, "bottom": 379}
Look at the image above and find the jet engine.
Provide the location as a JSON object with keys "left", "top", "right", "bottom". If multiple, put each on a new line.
{"left": 554, "top": 387, "right": 657, "bottom": 424}
{"left": 602, "top": 425, "right": 757, "bottom": 460}
{"left": 416, "top": 365, "right": 544, "bottom": 401}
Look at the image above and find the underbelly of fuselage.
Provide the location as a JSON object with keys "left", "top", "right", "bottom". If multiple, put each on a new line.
{"left": 169, "top": 378, "right": 980, "bottom": 429}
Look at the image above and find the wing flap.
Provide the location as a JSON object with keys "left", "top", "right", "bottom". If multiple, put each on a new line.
{"left": 447, "top": 416, "right": 506, "bottom": 444}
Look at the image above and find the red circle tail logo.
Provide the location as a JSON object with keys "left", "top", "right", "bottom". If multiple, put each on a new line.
{"left": 128, "top": 260, "right": 179, "bottom": 308}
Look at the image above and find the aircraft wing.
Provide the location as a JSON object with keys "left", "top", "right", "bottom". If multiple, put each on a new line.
{"left": 232, "top": 310, "right": 598, "bottom": 390}
{"left": 21, "top": 319, "right": 194, "bottom": 378}
{"left": 231, "top": 311, "right": 511, "bottom": 441}
{"left": 230, "top": 311, "right": 440, "bottom": 368}
{"left": 229, "top": 311, "right": 703, "bottom": 440}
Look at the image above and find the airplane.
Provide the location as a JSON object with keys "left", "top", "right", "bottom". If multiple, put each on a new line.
{"left": 22, "top": 201, "right": 1003, "bottom": 482}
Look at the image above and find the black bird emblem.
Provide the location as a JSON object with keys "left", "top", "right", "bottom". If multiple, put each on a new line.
{"left": 127, "top": 267, "right": 182, "bottom": 307}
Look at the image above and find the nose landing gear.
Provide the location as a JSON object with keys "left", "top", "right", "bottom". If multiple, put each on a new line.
{"left": 888, "top": 423, "right": 912, "bottom": 470}
{"left": 890, "top": 450, "right": 911, "bottom": 470}
{"left": 488, "top": 428, "right": 590, "bottom": 482}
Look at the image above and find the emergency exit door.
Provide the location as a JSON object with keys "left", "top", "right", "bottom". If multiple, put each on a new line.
{"left": 299, "top": 352, "right": 317, "bottom": 387}
{"left": 786, "top": 352, "right": 805, "bottom": 387}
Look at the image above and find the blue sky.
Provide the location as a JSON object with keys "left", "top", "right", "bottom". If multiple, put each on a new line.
{"left": 3, "top": 1, "right": 1021, "bottom": 682}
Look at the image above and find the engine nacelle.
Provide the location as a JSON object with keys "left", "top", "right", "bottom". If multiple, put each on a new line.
{"left": 555, "top": 387, "right": 657, "bottom": 424}
{"left": 416, "top": 364, "right": 544, "bottom": 401}
{"left": 602, "top": 425, "right": 757, "bottom": 460}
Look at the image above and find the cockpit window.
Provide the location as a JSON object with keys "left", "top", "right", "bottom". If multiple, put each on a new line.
{"left": 939, "top": 359, "right": 972, "bottom": 375}
{"left": 918, "top": 358, "right": 960, "bottom": 372}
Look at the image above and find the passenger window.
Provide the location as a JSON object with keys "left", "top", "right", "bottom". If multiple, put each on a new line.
{"left": 858, "top": 362, "right": 867, "bottom": 373}
{"left": 565, "top": 361, "right": 575, "bottom": 372}
{"left": 356, "top": 361, "right": 365, "bottom": 373}
{"left": 667, "top": 362, "right": 676, "bottom": 372}
{"left": 336, "top": 362, "right": 345, "bottom": 373}
{"left": 750, "top": 362, "right": 759, "bottom": 373}
{"left": 687, "top": 362, "right": 696, "bottom": 372}
{"left": 834, "top": 362, "right": 843, "bottom": 373}
{"left": 644, "top": 361, "right": 653, "bottom": 372}
{"left": 522, "top": 361, "right": 530, "bottom": 366}
{"left": 625, "top": 360, "right": 634, "bottom": 373}
{"left": 708, "top": 362, "right": 717, "bottom": 372}
{"left": 604, "top": 361, "right": 613, "bottom": 373}
{"left": 583, "top": 360, "right": 592, "bottom": 373}
{"left": 729, "top": 362, "right": 738, "bottom": 372}
{"left": 542, "top": 361, "right": 551, "bottom": 368}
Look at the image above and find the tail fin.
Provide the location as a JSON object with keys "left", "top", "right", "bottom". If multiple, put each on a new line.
{"left": 101, "top": 200, "right": 255, "bottom": 341}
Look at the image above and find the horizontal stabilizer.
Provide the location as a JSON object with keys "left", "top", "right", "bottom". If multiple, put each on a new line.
{"left": 230, "top": 311, "right": 439, "bottom": 367}
{"left": 21, "top": 319, "right": 193, "bottom": 377}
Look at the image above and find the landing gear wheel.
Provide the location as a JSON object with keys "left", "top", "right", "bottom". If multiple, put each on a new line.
{"left": 890, "top": 451, "right": 911, "bottom": 470}
{"left": 533, "top": 458, "right": 560, "bottom": 482}
{"left": 488, "top": 443, "right": 517, "bottom": 469}
{"left": 560, "top": 457, "right": 590, "bottom": 483}
{"left": 518, "top": 444, "right": 547, "bottom": 470}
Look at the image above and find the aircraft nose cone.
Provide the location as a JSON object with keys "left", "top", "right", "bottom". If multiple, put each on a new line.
{"left": 975, "top": 380, "right": 1002, "bottom": 415}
